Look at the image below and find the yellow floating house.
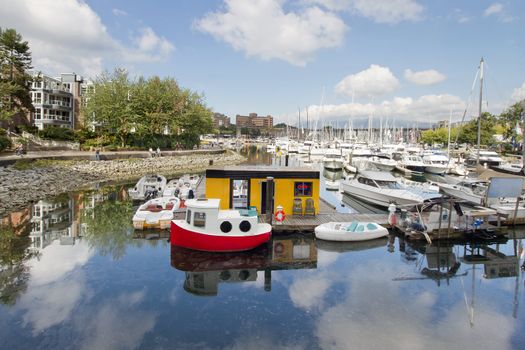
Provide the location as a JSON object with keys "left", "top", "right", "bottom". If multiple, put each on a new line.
{"left": 205, "top": 166, "right": 320, "bottom": 216}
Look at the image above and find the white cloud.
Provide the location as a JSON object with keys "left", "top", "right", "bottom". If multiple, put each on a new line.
{"left": 483, "top": 3, "right": 516, "bottom": 22}
{"left": 112, "top": 8, "right": 128, "bottom": 16}
{"left": 335, "top": 64, "right": 400, "bottom": 99}
{"left": 404, "top": 69, "right": 446, "bottom": 85}
{"left": 292, "top": 93, "right": 465, "bottom": 124}
{"left": 511, "top": 82, "right": 525, "bottom": 102}
{"left": 0, "top": 0, "right": 175, "bottom": 77}
{"left": 484, "top": 3, "right": 504, "bottom": 17}
{"left": 305, "top": 0, "right": 423, "bottom": 24}
{"left": 195, "top": 0, "right": 347, "bottom": 66}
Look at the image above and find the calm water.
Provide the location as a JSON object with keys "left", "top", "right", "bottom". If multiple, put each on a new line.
{"left": 0, "top": 147, "right": 524, "bottom": 349}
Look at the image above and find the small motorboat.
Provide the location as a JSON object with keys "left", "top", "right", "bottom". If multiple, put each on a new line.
{"left": 128, "top": 174, "right": 167, "bottom": 200}
{"left": 315, "top": 221, "right": 389, "bottom": 241}
{"left": 368, "top": 155, "right": 396, "bottom": 172}
{"left": 170, "top": 198, "right": 272, "bottom": 252}
{"left": 322, "top": 149, "right": 344, "bottom": 170}
{"left": 133, "top": 196, "right": 181, "bottom": 230}
{"left": 163, "top": 174, "right": 201, "bottom": 199}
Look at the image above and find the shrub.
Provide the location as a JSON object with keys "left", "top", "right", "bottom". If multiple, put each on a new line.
{"left": 17, "top": 125, "right": 39, "bottom": 134}
{"left": 0, "top": 135, "right": 12, "bottom": 151}
{"left": 38, "top": 126, "right": 75, "bottom": 141}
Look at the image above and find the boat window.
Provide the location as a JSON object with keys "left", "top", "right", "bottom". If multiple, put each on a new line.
{"left": 239, "top": 220, "right": 251, "bottom": 232}
{"left": 358, "top": 177, "right": 377, "bottom": 187}
{"left": 186, "top": 210, "right": 191, "bottom": 224}
{"left": 194, "top": 212, "right": 206, "bottom": 227}
{"left": 220, "top": 221, "right": 232, "bottom": 233}
{"left": 375, "top": 180, "right": 402, "bottom": 189}
{"left": 294, "top": 182, "right": 313, "bottom": 197}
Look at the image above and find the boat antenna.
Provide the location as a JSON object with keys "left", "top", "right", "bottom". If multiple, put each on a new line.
{"left": 476, "top": 57, "right": 484, "bottom": 166}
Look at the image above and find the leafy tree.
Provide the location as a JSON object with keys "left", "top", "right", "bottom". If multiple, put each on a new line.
{"left": 0, "top": 28, "right": 34, "bottom": 122}
{"left": 456, "top": 112, "right": 496, "bottom": 146}
{"left": 85, "top": 68, "right": 137, "bottom": 147}
{"left": 498, "top": 100, "right": 525, "bottom": 140}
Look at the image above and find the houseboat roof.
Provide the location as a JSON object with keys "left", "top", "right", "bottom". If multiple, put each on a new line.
{"left": 206, "top": 166, "right": 319, "bottom": 179}
{"left": 358, "top": 170, "right": 397, "bottom": 182}
{"left": 186, "top": 198, "right": 220, "bottom": 209}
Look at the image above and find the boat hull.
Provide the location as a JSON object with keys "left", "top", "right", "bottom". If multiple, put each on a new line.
{"left": 170, "top": 221, "right": 271, "bottom": 252}
{"left": 315, "top": 222, "right": 389, "bottom": 241}
{"left": 439, "top": 185, "right": 483, "bottom": 205}
{"left": 342, "top": 182, "right": 439, "bottom": 208}
{"left": 424, "top": 165, "right": 448, "bottom": 175}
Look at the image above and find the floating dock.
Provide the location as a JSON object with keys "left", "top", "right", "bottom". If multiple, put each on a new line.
{"left": 195, "top": 175, "right": 389, "bottom": 234}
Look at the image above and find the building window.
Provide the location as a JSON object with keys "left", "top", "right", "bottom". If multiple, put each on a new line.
{"left": 194, "top": 212, "right": 206, "bottom": 227}
{"left": 294, "top": 182, "right": 313, "bottom": 197}
{"left": 34, "top": 109, "right": 41, "bottom": 120}
{"left": 186, "top": 210, "right": 191, "bottom": 224}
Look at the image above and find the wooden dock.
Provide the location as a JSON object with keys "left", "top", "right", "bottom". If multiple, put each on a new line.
{"left": 195, "top": 176, "right": 389, "bottom": 234}
{"left": 262, "top": 198, "right": 389, "bottom": 233}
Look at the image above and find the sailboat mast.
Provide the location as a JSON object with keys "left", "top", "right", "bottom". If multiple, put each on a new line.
{"left": 476, "top": 57, "right": 484, "bottom": 165}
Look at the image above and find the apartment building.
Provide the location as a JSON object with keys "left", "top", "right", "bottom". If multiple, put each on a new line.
{"left": 29, "top": 72, "right": 85, "bottom": 130}
{"left": 212, "top": 113, "right": 231, "bottom": 128}
{"left": 235, "top": 113, "right": 273, "bottom": 129}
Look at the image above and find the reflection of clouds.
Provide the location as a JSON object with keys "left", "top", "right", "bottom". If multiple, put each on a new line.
{"left": 17, "top": 240, "right": 93, "bottom": 333}
{"left": 18, "top": 274, "right": 85, "bottom": 334}
{"left": 289, "top": 274, "right": 331, "bottom": 311}
{"left": 28, "top": 239, "right": 93, "bottom": 286}
{"left": 317, "top": 249, "right": 339, "bottom": 268}
{"left": 315, "top": 261, "right": 516, "bottom": 350}
{"left": 78, "top": 290, "right": 156, "bottom": 350}
{"left": 225, "top": 333, "right": 305, "bottom": 350}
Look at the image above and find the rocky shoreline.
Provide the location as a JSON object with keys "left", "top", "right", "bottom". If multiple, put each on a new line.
{"left": 0, "top": 150, "right": 245, "bottom": 217}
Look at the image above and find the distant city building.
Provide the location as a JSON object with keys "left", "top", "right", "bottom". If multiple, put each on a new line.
{"left": 212, "top": 113, "right": 230, "bottom": 128}
{"left": 29, "top": 72, "right": 86, "bottom": 130}
{"left": 236, "top": 113, "right": 273, "bottom": 129}
{"left": 434, "top": 119, "right": 463, "bottom": 129}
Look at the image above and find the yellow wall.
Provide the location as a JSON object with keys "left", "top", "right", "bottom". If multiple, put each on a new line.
{"left": 205, "top": 178, "right": 231, "bottom": 209}
{"left": 250, "top": 178, "right": 319, "bottom": 215}
{"left": 206, "top": 176, "right": 320, "bottom": 215}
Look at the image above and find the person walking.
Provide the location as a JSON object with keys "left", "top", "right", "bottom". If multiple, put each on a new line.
{"left": 95, "top": 148, "right": 100, "bottom": 161}
{"left": 156, "top": 147, "right": 161, "bottom": 157}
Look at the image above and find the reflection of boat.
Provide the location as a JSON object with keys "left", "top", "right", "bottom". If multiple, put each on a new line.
{"left": 170, "top": 245, "right": 270, "bottom": 296}
{"left": 315, "top": 236, "right": 388, "bottom": 252}
{"left": 315, "top": 221, "right": 388, "bottom": 241}
{"left": 170, "top": 199, "right": 272, "bottom": 252}
{"left": 342, "top": 171, "right": 441, "bottom": 208}
{"left": 128, "top": 174, "right": 167, "bottom": 200}
{"left": 132, "top": 196, "right": 181, "bottom": 230}
{"left": 323, "top": 168, "right": 343, "bottom": 191}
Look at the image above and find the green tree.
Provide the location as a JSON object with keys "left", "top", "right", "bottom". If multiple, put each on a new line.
{"left": 456, "top": 112, "right": 496, "bottom": 146}
{"left": 498, "top": 100, "right": 525, "bottom": 140}
{"left": 85, "top": 68, "right": 137, "bottom": 147}
{"left": 0, "top": 28, "right": 34, "bottom": 122}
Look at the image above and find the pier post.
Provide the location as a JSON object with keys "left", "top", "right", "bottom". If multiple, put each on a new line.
{"left": 285, "top": 154, "right": 289, "bottom": 166}
{"left": 266, "top": 177, "right": 274, "bottom": 225}
{"left": 264, "top": 269, "right": 272, "bottom": 291}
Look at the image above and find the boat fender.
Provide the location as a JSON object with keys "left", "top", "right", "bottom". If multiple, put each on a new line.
{"left": 275, "top": 207, "right": 286, "bottom": 223}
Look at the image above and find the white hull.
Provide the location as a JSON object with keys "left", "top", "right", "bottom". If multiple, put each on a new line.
{"left": 342, "top": 181, "right": 438, "bottom": 207}
{"left": 324, "top": 180, "right": 340, "bottom": 191}
{"left": 369, "top": 160, "right": 396, "bottom": 171}
{"left": 323, "top": 159, "right": 344, "bottom": 170}
{"left": 315, "top": 222, "right": 389, "bottom": 241}
{"left": 424, "top": 165, "right": 448, "bottom": 175}
{"left": 439, "top": 184, "right": 483, "bottom": 205}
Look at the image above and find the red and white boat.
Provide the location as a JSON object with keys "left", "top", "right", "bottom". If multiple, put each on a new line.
{"left": 170, "top": 198, "right": 272, "bottom": 252}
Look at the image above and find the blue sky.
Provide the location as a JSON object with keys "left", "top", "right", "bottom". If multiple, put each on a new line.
{"left": 0, "top": 0, "right": 524, "bottom": 126}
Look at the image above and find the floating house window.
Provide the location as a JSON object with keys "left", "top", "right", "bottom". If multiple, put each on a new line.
{"left": 186, "top": 210, "right": 192, "bottom": 224}
{"left": 194, "top": 212, "right": 206, "bottom": 227}
{"left": 294, "top": 182, "right": 313, "bottom": 197}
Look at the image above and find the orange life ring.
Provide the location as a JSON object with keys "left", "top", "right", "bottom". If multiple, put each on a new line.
{"left": 274, "top": 209, "right": 286, "bottom": 222}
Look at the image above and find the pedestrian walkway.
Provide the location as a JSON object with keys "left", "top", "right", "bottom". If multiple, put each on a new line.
{"left": 0, "top": 148, "right": 226, "bottom": 166}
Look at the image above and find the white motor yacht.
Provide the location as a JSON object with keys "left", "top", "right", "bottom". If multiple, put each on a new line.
{"left": 395, "top": 154, "right": 425, "bottom": 174}
{"left": 368, "top": 155, "right": 397, "bottom": 172}
{"left": 465, "top": 150, "right": 504, "bottom": 167}
{"left": 438, "top": 180, "right": 489, "bottom": 205}
{"left": 422, "top": 153, "right": 449, "bottom": 175}
{"left": 341, "top": 171, "right": 441, "bottom": 208}
{"left": 128, "top": 174, "right": 167, "bottom": 200}
{"left": 323, "top": 149, "right": 344, "bottom": 170}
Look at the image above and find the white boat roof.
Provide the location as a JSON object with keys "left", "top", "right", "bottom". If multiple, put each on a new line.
{"left": 185, "top": 198, "right": 220, "bottom": 209}
{"left": 358, "top": 170, "right": 397, "bottom": 182}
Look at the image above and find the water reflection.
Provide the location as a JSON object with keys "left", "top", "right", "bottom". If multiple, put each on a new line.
{"left": 171, "top": 234, "right": 317, "bottom": 296}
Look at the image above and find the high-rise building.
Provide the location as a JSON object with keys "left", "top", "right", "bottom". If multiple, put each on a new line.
{"left": 29, "top": 72, "right": 85, "bottom": 130}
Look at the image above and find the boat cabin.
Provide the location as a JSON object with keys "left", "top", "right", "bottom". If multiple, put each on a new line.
{"left": 355, "top": 171, "right": 403, "bottom": 190}
{"left": 205, "top": 166, "right": 320, "bottom": 215}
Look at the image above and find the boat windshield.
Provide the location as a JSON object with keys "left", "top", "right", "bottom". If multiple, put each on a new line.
{"left": 375, "top": 180, "right": 403, "bottom": 189}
